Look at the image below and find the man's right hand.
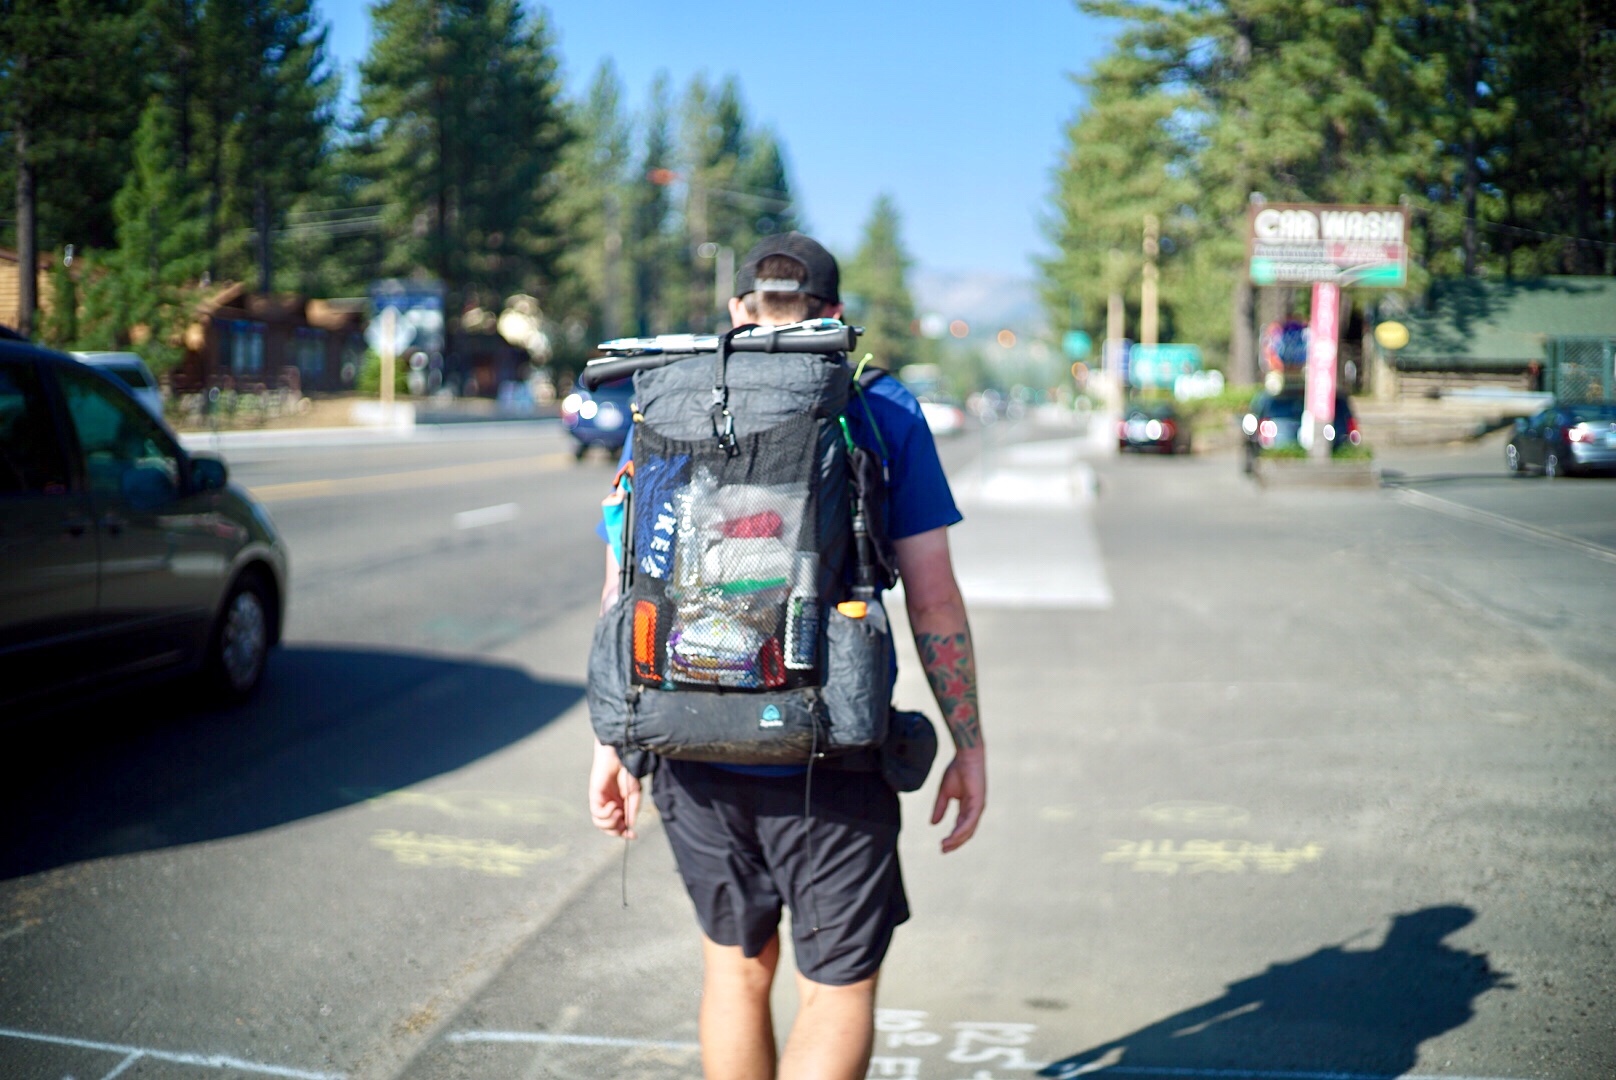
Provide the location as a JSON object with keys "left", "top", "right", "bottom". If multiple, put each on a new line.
{"left": 588, "top": 742, "right": 642, "bottom": 839}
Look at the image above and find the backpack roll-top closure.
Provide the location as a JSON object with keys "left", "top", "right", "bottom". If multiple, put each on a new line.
{"left": 634, "top": 352, "right": 852, "bottom": 440}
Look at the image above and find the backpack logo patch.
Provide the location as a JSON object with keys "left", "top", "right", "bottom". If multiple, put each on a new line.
{"left": 759, "top": 704, "right": 783, "bottom": 729}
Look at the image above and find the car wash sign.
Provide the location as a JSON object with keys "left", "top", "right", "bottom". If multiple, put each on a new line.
{"left": 1248, "top": 203, "right": 1408, "bottom": 288}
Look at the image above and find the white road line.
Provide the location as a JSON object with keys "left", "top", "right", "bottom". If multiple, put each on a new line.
{"left": 0, "top": 1027, "right": 346, "bottom": 1080}
{"left": 453, "top": 502, "right": 521, "bottom": 530}
{"left": 438, "top": 1031, "right": 1532, "bottom": 1080}
{"left": 1391, "top": 486, "right": 1616, "bottom": 565}
{"left": 1055, "top": 1068, "right": 1532, "bottom": 1080}
{"left": 98, "top": 1051, "right": 143, "bottom": 1080}
{"left": 445, "top": 1030, "right": 700, "bottom": 1052}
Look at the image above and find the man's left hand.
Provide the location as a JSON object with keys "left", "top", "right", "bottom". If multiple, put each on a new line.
{"left": 931, "top": 748, "right": 986, "bottom": 853}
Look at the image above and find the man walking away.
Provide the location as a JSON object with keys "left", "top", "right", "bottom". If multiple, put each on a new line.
{"left": 589, "top": 231, "right": 985, "bottom": 1080}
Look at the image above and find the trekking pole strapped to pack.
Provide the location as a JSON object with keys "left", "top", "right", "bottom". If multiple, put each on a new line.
{"left": 586, "top": 321, "right": 896, "bottom": 766}
{"left": 579, "top": 319, "right": 862, "bottom": 390}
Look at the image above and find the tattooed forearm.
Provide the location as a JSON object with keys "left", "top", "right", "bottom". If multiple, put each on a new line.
{"left": 915, "top": 630, "right": 982, "bottom": 750}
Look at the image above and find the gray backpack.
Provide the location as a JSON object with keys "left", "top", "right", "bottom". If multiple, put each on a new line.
{"left": 586, "top": 340, "right": 893, "bottom": 766}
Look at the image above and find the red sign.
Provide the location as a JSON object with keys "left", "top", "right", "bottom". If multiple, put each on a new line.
{"left": 1306, "top": 282, "right": 1340, "bottom": 436}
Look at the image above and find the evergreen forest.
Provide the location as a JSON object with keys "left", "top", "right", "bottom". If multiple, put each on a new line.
{"left": 0, "top": 0, "right": 920, "bottom": 376}
{"left": 1042, "top": 0, "right": 1616, "bottom": 381}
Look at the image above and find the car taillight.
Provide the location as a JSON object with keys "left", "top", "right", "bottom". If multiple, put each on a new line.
{"left": 1160, "top": 420, "right": 1176, "bottom": 440}
{"left": 1569, "top": 423, "right": 1595, "bottom": 444}
{"left": 1259, "top": 419, "right": 1277, "bottom": 447}
{"left": 1347, "top": 417, "right": 1362, "bottom": 445}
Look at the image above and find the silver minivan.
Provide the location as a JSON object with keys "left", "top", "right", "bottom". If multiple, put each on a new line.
{"left": 71, "top": 351, "right": 164, "bottom": 419}
{"left": 2, "top": 336, "right": 288, "bottom": 716}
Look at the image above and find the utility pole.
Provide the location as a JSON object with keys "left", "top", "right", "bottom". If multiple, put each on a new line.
{"left": 603, "top": 191, "right": 621, "bottom": 340}
{"left": 1141, "top": 214, "right": 1160, "bottom": 347}
{"left": 1105, "top": 247, "right": 1127, "bottom": 416}
{"left": 688, "top": 180, "right": 709, "bottom": 332}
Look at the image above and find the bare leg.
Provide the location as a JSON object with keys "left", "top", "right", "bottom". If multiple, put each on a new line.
{"left": 777, "top": 970, "right": 879, "bottom": 1080}
{"left": 699, "top": 933, "right": 780, "bottom": 1080}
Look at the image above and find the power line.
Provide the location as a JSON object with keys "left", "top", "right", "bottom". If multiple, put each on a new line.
{"left": 1418, "top": 204, "right": 1616, "bottom": 252}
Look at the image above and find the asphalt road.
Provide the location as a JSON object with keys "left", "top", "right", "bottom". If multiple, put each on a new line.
{"left": 2, "top": 418, "right": 1612, "bottom": 1080}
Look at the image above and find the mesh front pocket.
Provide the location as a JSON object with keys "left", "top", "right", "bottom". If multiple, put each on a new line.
{"left": 659, "top": 473, "right": 806, "bottom": 690}
{"left": 629, "top": 414, "right": 826, "bottom": 692}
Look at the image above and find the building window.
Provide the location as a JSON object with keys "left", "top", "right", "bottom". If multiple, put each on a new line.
{"left": 294, "top": 327, "right": 326, "bottom": 377}
{"left": 225, "top": 320, "right": 265, "bottom": 375}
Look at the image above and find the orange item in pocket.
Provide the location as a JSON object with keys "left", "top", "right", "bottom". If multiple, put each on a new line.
{"left": 633, "top": 600, "right": 659, "bottom": 680}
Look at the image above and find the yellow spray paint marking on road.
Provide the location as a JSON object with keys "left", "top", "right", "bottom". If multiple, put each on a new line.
{"left": 348, "top": 788, "right": 577, "bottom": 826}
{"left": 1102, "top": 840, "right": 1323, "bottom": 875}
{"left": 370, "top": 830, "right": 565, "bottom": 877}
{"left": 249, "top": 452, "right": 572, "bottom": 503}
{"left": 1139, "top": 801, "right": 1252, "bottom": 828}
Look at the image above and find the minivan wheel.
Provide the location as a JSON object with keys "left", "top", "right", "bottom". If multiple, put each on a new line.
{"left": 206, "top": 572, "right": 272, "bottom": 700}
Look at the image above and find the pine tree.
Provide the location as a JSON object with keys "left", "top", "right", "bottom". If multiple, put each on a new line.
{"left": 90, "top": 94, "right": 209, "bottom": 372}
{"left": 1, "top": 0, "right": 144, "bottom": 334}
{"left": 550, "top": 60, "right": 633, "bottom": 365}
{"left": 627, "top": 73, "right": 680, "bottom": 336}
{"left": 844, "top": 194, "right": 918, "bottom": 372}
{"left": 357, "top": 0, "right": 569, "bottom": 331}
{"left": 676, "top": 75, "right": 795, "bottom": 330}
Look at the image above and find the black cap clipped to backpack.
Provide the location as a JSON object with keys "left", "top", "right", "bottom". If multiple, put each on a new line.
{"left": 733, "top": 232, "right": 841, "bottom": 305}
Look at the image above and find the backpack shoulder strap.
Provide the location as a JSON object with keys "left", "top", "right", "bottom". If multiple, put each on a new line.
{"left": 849, "top": 354, "right": 892, "bottom": 465}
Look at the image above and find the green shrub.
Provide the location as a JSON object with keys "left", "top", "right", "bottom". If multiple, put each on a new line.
{"left": 357, "top": 350, "right": 409, "bottom": 395}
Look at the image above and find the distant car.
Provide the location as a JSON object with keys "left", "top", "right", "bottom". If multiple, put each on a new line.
{"left": 1240, "top": 391, "right": 1361, "bottom": 473}
{"left": 1505, "top": 403, "right": 1616, "bottom": 477}
{"left": 919, "top": 399, "right": 966, "bottom": 436}
{"left": 1, "top": 338, "right": 288, "bottom": 717}
{"left": 72, "top": 351, "right": 163, "bottom": 419}
{"left": 1117, "top": 401, "right": 1192, "bottom": 454}
{"left": 561, "top": 377, "right": 634, "bottom": 459}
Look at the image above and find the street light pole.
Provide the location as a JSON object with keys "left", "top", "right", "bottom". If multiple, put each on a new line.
{"left": 1141, "top": 214, "right": 1160, "bottom": 347}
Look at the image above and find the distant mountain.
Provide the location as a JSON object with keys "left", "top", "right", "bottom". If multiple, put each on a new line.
{"left": 911, "top": 268, "right": 1047, "bottom": 339}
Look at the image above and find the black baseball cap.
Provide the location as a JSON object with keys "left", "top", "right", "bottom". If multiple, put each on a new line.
{"left": 733, "top": 232, "right": 840, "bottom": 305}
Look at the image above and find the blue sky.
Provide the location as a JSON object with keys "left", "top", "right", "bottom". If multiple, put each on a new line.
{"left": 317, "top": 1, "right": 1116, "bottom": 280}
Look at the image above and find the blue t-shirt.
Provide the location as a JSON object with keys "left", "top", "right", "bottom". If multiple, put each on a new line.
{"left": 598, "top": 367, "right": 961, "bottom": 775}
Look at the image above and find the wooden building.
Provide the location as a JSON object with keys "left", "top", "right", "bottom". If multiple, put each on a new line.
{"left": 172, "top": 284, "right": 369, "bottom": 395}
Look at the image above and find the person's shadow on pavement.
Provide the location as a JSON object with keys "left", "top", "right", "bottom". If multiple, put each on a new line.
{"left": 1041, "top": 906, "right": 1511, "bottom": 1078}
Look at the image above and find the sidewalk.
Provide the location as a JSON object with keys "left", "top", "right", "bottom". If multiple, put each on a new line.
{"left": 387, "top": 438, "right": 1612, "bottom": 1079}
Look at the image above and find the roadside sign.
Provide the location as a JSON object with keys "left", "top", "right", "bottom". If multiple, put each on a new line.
{"left": 1261, "top": 320, "right": 1310, "bottom": 369}
{"left": 367, "top": 280, "right": 445, "bottom": 355}
{"left": 1248, "top": 203, "right": 1408, "bottom": 288}
{"left": 1128, "top": 343, "right": 1202, "bottom": 388}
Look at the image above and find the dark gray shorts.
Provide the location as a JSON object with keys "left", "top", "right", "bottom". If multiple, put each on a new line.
{"left": 651, "top": 759, "right": 909, "bottom": 986}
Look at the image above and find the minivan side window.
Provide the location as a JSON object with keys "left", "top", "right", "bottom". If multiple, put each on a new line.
{"left": 57, "top": 365, "right": 181, "bottom": 501}
{"left": 0, "top": 359, "right": 70, "bottom": 496}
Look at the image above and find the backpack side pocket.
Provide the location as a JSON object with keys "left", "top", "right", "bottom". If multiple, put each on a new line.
{"left": 586, "top": 598, "right": 636, "bottom": 748}
{"left": 823, "top": 601, "right": 892, "bottom": 751}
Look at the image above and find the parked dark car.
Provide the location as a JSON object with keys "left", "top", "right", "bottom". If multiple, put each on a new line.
{"left": 561, "top": 377, "right": 633, "bottom": 459}
{"left": 1505, "top": 403, "right": 1616, "bottom": 477}
{"left": 1240, "top": 391, "right": 1362, "bottom": 473}
{"left": 0, "top": 338, "right": 288, "bottom": 717}
{"left": 1117, "top": 401, "right": 1192, "bottom": 454}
